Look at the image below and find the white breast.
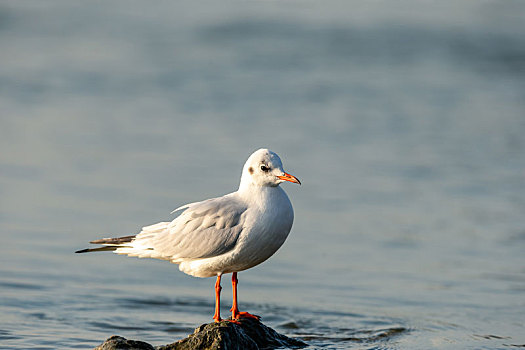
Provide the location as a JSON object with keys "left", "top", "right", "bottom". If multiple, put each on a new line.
{"left": 179, "top": 186, "right": 294, "bottom": 277}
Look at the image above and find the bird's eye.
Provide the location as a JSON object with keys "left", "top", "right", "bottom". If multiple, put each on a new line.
{"left": 260, "top": 165, "right": 270, "bottom": 172}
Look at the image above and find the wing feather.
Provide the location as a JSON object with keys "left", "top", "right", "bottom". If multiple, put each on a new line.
{"left": 117, "top": 194, "right": 247, "bottom": 262}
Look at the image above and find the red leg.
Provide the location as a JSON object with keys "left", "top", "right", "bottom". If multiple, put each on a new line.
{"left": 230, "top": 272, "right": 240, "bottom": 317}
{"left": 213, "top": 274, "right": 222, "bottom": 322}
{"left": 230, "top": 272, "right": 260, "bottom": 321}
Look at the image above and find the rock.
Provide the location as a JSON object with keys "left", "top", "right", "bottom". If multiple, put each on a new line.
{"left": 94, "top": 335, "right": 155, "bottom": 350}
{"left": 94, "top": 318, "right": 307, "bottom": 350}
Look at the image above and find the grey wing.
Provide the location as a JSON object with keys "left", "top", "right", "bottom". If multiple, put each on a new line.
{"left": 134, "top": 195, "right": 247, "bottom": 262}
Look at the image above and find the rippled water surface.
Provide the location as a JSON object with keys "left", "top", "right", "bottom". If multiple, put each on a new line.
{"left": 1, "top": 1, "right": 525, "bottom": 349}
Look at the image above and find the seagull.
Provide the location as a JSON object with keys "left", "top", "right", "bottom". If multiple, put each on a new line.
{"left": 76, "top": 148, "right": 300, "bottom": 322}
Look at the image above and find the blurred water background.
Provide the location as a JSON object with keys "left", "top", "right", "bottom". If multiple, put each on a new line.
{"left": 1, "top": 1, "right": 525, "bottom": 349}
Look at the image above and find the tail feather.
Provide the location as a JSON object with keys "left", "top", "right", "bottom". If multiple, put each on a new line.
{"left": 76, "top": 235, "right": 136, "bottom": 254}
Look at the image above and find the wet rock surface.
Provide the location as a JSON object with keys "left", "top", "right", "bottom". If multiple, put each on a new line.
{"left": 94, "top": 318, "right": 307, "bottom": 350}
{"left": 94, "top": 335, "right": 155, "bottom": 350}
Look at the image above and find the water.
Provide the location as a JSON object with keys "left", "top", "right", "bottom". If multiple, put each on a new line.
{"left": 1, "top": 1, "right": 525, "bottom": 349}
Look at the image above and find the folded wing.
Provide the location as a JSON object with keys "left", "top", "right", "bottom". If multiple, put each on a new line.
{"left": 115, "top": 195, "right": 248, "bottom": 262}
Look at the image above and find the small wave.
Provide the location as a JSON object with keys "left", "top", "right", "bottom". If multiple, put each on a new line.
{"left": 88, "top": 321, "right": 152, "bottom": 332}
{"left": 0, "top": 281, "right": 46, "bottom": 290}
{"left": 116, "top": 296, "right": 211, "bottom": 308}
{"left": 296, "top": 326, "right": 408, "bottom": 346}
{"left": 0, "top": 329, "right": 20, "bottom": 341}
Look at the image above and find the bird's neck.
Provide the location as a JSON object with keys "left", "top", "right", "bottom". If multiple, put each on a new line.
{"left": 237, "top": 183, "right": 283, "bottom": 206}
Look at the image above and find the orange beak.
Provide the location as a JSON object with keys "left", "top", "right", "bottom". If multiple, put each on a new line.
{"left": 278, "top": 172, "right": 301, "bottom": 185}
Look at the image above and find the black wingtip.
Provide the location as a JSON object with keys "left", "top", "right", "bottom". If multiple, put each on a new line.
{"left": 75, "top": 246, "right": 119, "bottom": 253}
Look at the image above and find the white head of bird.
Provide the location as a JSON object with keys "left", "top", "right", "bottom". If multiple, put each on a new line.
{"left": 239, "top": 149, "right": 301, "bottom": 191}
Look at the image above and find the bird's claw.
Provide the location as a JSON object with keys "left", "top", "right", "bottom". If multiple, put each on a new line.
{"left": 232, "top": 311, "right": 261, "bottom": 321}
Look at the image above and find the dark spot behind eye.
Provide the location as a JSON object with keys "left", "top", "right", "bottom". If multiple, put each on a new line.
{"left": 248, "top": 167, "right": 254, "bottom": 174}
